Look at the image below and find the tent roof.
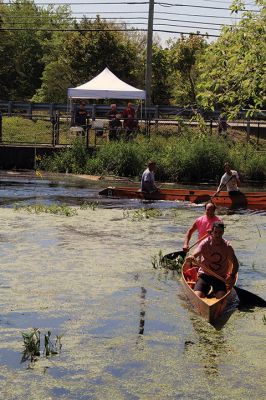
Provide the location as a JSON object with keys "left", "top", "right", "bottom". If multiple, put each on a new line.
{"left": 68, "top": 67, "right": 146, "bottom": 100}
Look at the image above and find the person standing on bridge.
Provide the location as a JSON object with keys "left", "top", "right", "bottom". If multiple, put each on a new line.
{"left": 74, "top": 102, "right": 90, "bottom": 137}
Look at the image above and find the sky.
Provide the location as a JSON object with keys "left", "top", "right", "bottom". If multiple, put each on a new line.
{"left": 9, "top": 0, "right": 260, "bottom": 46}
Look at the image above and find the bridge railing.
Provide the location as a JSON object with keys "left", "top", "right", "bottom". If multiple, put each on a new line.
{"left": 0, "top": 101, "right": 265, "bottom": 146}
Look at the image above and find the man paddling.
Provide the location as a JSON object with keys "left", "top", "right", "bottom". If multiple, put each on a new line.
{"left": 141, "top": 161, "right": 159, "bottom": 193}
{"left": 216, "top": 162, "right": 241, "bottom": 196}
{"left": 186, "top": 222, "right": 239, "bottom": 299}
{"left": 183, "top": 202, "right": 222, "bottom": 253}
{"left": 215, "top": 162, "right": 247, "bottom": 208}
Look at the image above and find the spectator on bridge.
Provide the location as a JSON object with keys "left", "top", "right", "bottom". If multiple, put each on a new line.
{"left": 122, "top": 102, "right": 138, "bottom": 139}
{"left": 74, "top": 102, "right": 90, "bottom": 136}
{"left": 217, "top": 115, "right": 229, "bottom": 137}
{"left": 107, "top": 104, "right": 122, "bottom": 140}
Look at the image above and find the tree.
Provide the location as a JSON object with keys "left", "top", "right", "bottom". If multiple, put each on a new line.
{"left": 169, "top": 34, "right": 207, "bottom": 106}
{"left": 196, "top": 0, "right": 266, "bottom": 117}
{"left": 150, "top": 44, "right": 172, "bottom": 104}
{"left": 0, "top": 6, "right": 17, "bottom": 99}
{"left": 0, "top": 0, "right": 72, "bottom": 100}
{"left": 34, "top": 16, "right": 145, "bottom": 102}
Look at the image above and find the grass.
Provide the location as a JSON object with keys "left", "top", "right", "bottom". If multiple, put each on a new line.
{"left": 1, "top": 115, "right": 109, "bottom": 146}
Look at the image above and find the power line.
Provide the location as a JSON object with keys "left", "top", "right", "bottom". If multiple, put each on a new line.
{"left": 0, "top": 10, "right": 243, "bottom": 20}
{"left": 0, "top": 26, "right": 220, "bottom": 37}
{"left": 2, "top": 20, "right": 225, "bottom": 31}
{"left": 3, "top": 16, "right": 233, "bottom": 27}
{"left": 1, "top": 1, "right": 257, "bottom": 12}
{"left": 156, "top": 1, "right": 259, "bottom": 12}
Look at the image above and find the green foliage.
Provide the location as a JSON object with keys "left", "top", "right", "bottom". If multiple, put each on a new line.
{"left": 124, "top": 208, "right": 163, "bottom": 221}
{"left": 0, "top": 0, "right": 71, "bottom": 100}
{"left": 151, "top": 251, "right": 183, "bottom": 271}
{"left": 151, "top": 44, "right": 172, "bottom": 104}
{"left": 35, "top": 16, "right": 145, "bottom": 102}
{"left": 80, "top": 200, "right": 99, "bottom": 210}
{"left": 169, "top": 34, "right": 207, "bottom": 105}
{"left": 2, "top": 116, "right": 52, "bottom": 143}
{"left": 86, "top": 140, "right": 147, "bottom": 177}
{"left": 40, "top": 131, "right": 266, "bottom": 182}
{"left": 197, "top": 1, "right": 266, "bottom": 116}
{"left": 21, "top": 328, "right": 62, "bottom": 367}
{"left": 14, "top": 203, "right": 78, "bottom": 216}
{"left": 40, "top": 139, "right": 90, "bottom": 173}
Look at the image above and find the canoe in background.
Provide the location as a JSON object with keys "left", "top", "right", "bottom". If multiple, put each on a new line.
{"left": 181, "top": 259, "right": 234, "bottom": 324}
{"left": 99, "top": 186, "right": 266, "bottom": 210}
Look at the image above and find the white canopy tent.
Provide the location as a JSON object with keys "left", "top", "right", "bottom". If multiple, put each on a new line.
{"left": 67, "top": 67, "right": 146, "bottom": 100}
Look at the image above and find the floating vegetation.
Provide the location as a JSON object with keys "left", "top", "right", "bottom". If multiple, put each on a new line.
{"left": 151, "top": 250, "right": 184, "bottom": 272}
{"left": 263, "top": 315, "right": 266, "bottom": 325}
{"left": 14, "top": 204, "right": 78, "bottom": 217}
{"left": 124, "top": 207, "right": 163, "bottom": 221}
{"left": 80, "top": 200, "right": 99, "bottom": 210}
{"left": 151, "top": 250, "right": 164, "bottom": 269}
{"left": 21, "top": 328, "right": 62, "bottom": 368}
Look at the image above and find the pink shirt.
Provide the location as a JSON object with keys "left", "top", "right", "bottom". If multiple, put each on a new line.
{"left": 195, "top": 215, "right": 222, "bottom": 239}
{"left": 197, "top": 236, "right": 234, "bottom": 278}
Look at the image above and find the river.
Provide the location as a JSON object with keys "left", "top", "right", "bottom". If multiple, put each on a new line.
{"left": 0, "top": 172, "right": 265, "bottom": 399}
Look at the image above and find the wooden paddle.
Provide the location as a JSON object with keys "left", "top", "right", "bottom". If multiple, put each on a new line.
{"left": 190, "top": 259, "right": 266, "bottom": 308}
{"left": 194, "top": 174, "right": 235, "bottom": 204}
{"left": 162, "top": 232, "right": 209, "bottom": 263}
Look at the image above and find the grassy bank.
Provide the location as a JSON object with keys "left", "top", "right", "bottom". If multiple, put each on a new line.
{"left": 39, "top": 130, "right": 266, "bottom": 182}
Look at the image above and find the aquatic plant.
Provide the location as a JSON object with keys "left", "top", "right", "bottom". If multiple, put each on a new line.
{"left": 151, "top": 250, "right": 184, "bottom": 272}
{"left": 21, "top": 328, "right": 62, "bottom": 367}
{"left": 21, "top": 328, "right": 40, "bottom": 363}
{"left": 124, "top": 207, "right": 163, "bottom": 221}
{"left": 151, "top": 250, "right": 164, "bottom": 269}
{"left": 80, "top": 200, "right": 99, "bottom": 210}
{"left": 263, "top": 315, "right": 266, "bottom": 325}
{"left": 14, "top": 204, "right": 77, "bottom": 217}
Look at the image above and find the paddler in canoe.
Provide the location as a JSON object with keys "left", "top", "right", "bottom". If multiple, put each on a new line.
{"left": 183, "top": 202, "right": 222, "bottom": 253}
{"left": 140, "top": 160, "right": 159, "bottom": 193}
{"left": 214, "top": 162, "right": 247, "bottom": 208}
{"left": 186, "top": 222, "right": 239, "bottom": 299}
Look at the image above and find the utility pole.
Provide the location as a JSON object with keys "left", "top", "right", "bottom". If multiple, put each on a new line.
{"left": 145, "top": 0, "right": 154, "bottom": 106}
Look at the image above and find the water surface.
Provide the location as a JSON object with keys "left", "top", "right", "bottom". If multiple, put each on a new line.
{"left": 0, "top": 172, "right": 265, "bottom": 400}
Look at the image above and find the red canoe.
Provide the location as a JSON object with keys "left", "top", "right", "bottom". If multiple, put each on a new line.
{"left": 99, "top": 186, "right": 266, "bottom": 210}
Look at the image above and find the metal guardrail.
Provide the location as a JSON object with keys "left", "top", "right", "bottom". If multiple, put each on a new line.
{"left": 0, "top": 101, "right": 266, "bottom": 147}
{"left": 0, "top": 100, "right": 266, "bottom": 120}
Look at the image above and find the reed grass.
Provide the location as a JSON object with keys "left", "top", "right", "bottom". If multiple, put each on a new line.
{"left": 39, "top": 131, "right": 266, "bottom": 182}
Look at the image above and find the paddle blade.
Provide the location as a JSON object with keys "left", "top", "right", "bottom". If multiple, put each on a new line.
{"left": 234, "top": 286, "right": 266, "bottom": 308}
{"left": 162, "top": 250, "right": 186, "bottom": 262}
{"left": 161, "top": 250, "right": 186, "bottom": 271}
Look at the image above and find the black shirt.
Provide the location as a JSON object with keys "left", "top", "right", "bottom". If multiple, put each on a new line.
{"left": 75, "top": 108, "right": 88, "bottom": 126}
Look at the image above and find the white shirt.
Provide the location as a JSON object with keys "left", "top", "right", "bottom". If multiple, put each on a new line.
{"left": 218, "top": 170, "right": 239, "bottom": 192}
{"left": 141, "top": 168, "right": 156, "bottom": 192}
